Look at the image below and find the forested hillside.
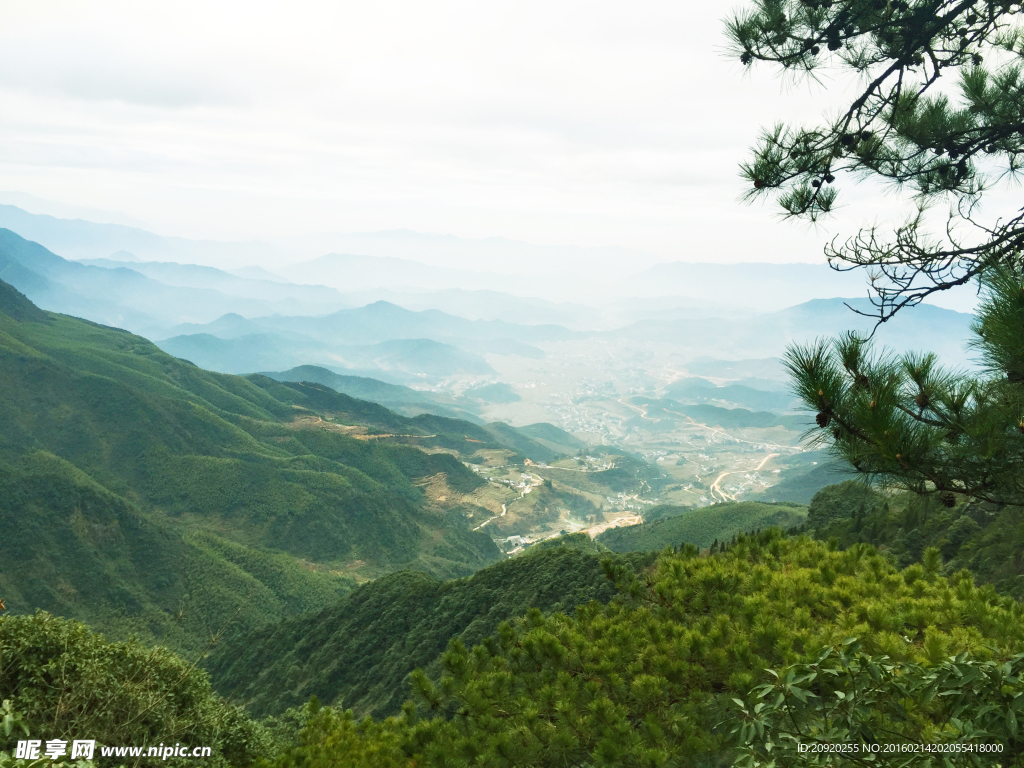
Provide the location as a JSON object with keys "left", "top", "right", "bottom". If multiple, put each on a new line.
{"left": 595, "top": 501, "right": 808, "bottom": 551}
{"left": 0, "top": 279, "right": 559, "bottom": 652}
{"left": 802, "top": 481, "right": 1024, "bottom": 600}
{"left": 256, "top": 532, "right": 1024, "bottom": 766}
{"left": 206, "top": 536, "right": 654, "bottom": 718}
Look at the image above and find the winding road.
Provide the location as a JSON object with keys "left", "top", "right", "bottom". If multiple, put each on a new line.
{"left": 709, "top": 452, "right": 780, "bottom": 503}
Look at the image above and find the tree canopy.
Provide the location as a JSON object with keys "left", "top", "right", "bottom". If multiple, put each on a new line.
{"left": 729, "top": 0, "right": 1024, "bottom": 508}
{"left": 786, "top": 267, "right": 1024, "bottom": 507}
{"left": 728, "top": 0, "right": 1024, "bottom": 319}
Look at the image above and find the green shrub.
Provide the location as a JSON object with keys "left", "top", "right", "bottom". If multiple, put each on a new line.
{"left": 0, "top": 613, "right": 269, "bottom": 768}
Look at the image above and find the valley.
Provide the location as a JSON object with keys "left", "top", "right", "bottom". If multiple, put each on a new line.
{"left": 0, "top": 219, "right": 881, "bottom": 564}
{"left": 0, "top": 216, "right": 973, "bottom": 631}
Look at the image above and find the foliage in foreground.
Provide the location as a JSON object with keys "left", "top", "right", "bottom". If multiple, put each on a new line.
{"left": 806, "top": 480, "right": 1024, "bottom": 599}
{"left": 0, "top": 612, "right": 269, "bottom": 768}
{"left": 265, "top": 532, "right": 1024, "bottom": 767}
{"left": 734, "top": 641, "right": 1024, "bottom": 767}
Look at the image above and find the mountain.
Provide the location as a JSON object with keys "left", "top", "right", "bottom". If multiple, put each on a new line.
{"left": 623, "top": 261, "right": 879, "bottom": 310}
{"left": 749, "top": 459, "right": 855, "bottom": 504}
{"left": 661, "top": 377, "right": 798, "bottom": 412}
{"left": 162, "top": 301, "right": 575, "bottom": 348}
{"left": 206, "top": 537, "right": 653, "bottom": 718}
{"left": 335, "top": 288, "right": 595, "bottom": 327}
{"left": 256, "top": 532, "right": 1024, "bottom": 764}
{"left": 464, "top": 381, "right": 521, "bottom": 404}
{"left": 0, "top": 279, "right": 49, "bottom": 323}
{"left": 630, "top": 397, "right": 808, "bottom": 430}
{"left": 517, "top": 422, "right": 588, "bottom": 455}
{"left": 260, "top": 365, "right": 483, "bottom": 421}
{"left": 618, "top": 298, "right": 975, "bottom": 368}
{"left": 155, "top": 332, "right": 330, "bottom": 375}
{"left": 0, "top": 228, "right": 344, "bottom": 335}
{"left": 594, "top": 501, "right": 808, "bottom": 551}
{"left": 0, "top": 203, "right": 284, "bottom": 266}
{"left": 157, "top": 334, "right": 496, "bottom": 379}
{"left": 286, "top": 253, "right": 501, "bottom": 293}
{"left": 767, "top": 298, "right": 974, "bottom": 362}
{"left": 158, "top": 301, "right": 574, "bottom": 379}
{"left": 192, "top": 300, "right": 575, "bottom": 346}
{"left": 1, "top": 279, "right": 586, "bottom": 651}
{"left": 78, "top": 257, "right": 346, "bottom": 308}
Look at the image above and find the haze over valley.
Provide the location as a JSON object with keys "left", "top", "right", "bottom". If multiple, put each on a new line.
{"left": 0, "top": 204, "right": 978, "bottom": 552}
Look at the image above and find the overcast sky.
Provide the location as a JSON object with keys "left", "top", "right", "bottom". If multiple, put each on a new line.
{"left": 0, "top": 0, "right": 999, "bottom": 266}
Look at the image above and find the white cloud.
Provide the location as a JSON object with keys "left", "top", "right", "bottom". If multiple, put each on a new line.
{"left": 0, "top": 0, "right": 1004, "bottom": 269}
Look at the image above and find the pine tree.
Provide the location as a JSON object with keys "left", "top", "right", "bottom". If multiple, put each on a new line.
{"left": 728, "top": 0, "right": 1024, "bottom": 319}
{"left": 729, "top": 0, "right": 1024, "bottom": 508}
{"left": 786, "top": 263, "right": 1024, "bottom": 507}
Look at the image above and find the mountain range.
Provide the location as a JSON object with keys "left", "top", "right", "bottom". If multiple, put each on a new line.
{"left": 0, "top": 277, "right": 579, "bottom": 653}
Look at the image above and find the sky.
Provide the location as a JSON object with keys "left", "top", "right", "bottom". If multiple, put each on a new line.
{"left": 0, "top": 0, "right": 1010, "bottom": 268}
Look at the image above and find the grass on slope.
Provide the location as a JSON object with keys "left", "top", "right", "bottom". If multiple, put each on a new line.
{"left": 595, "top": 501, "right": 808, "bottom": 552}
{"left": 206, "top": 536, "right": 654, "bottom": 719}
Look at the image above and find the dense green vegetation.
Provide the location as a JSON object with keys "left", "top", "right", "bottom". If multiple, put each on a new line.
{"left": 0, "top": 612, "right": 270, "bottom": 768}
{"left": 595, "top": 501, "right": 808, "bottom": 552}
{"left": 206, "top": 537, "right": 654, "bottom": 719}
{"left": 0, "top": 279, "right": 563, "bottom": 652}
{"left": 734, "top": 640, "right": 1024, "bottom": 766}
{"left": 264, "top": 532, "right": 1024, "bottom": 766}
{"left": 516, "top": 422, "right": 586, "bottom": 455}
{"left": 803, "top": 480, "right": 1024, "bottom": 600}
{"left": 0, "top": 450, "right": 350, "bottom": 656}
{"left": 261, "top": 365, "right": 480, "bottom": 421}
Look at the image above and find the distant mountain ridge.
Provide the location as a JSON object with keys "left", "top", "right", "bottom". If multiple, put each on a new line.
{"left": 156, "top": 301, "right": 573, "bottom": 380}
{"left": 621, "top": 297, "right": 975, "bottom": 367}
{"left": 0, "top": 228, "right": 346, "bottom": 335}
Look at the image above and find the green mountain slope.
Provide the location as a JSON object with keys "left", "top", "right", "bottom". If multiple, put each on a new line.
{"left": 206, "top": 537, "right": 654, "bottom": 719}
{"left": 267, "top": 533, "right": 1024, "bottom": 766}
{"left": 516, "top": 422, "right": 586, "bottom": 454}
{"left": 749, "top": 458, "right": 853, "bottom": 503}
{"left": 804, "top": 481, "right": 1024, "bottom": 600}
{"left": 0, "top": 450, "right": 353, "bottom": 656}
{"left": 260, "top": 365, "right": 482, "bottom": 421}
{"left": 0, "top": 279, "right": 523, "bottom": 651}
{"left": 595, "top": 501, "right": 808, "bottom": 551}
